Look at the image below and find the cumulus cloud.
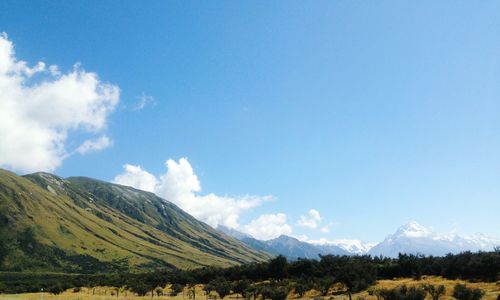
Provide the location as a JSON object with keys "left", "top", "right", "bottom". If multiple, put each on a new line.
{"left": 76, "top": 136, "right": 112, "bottom": 154}
{"left": 113, "top": 164, "right": 159, "bottom": 192}
{"left": 243, "top": 213, "right": 292, "bottom": 240}
{"left": 113, "top": 158, "right": 271, "bottom": 229}
{"left": 298, "top": 209, "right": 322, "bottom": 229}
{"left": 0, "top": 33, "right": 119, "bottom": 173}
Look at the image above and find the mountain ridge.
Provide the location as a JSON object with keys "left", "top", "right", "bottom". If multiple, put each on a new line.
{"left": 0, "top": 168, "right": 270, "bottom": 273}
{"left": 218, "top": 221, "right": 499, "bottom": 259}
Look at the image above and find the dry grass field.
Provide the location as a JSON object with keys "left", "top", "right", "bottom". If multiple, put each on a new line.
{"left": 0, "top": 277, "right": 498, "bottom": 300}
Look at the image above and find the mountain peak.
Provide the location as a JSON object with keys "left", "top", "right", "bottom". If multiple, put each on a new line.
{"left": 369, "top": 221, "right": 500, "bottom": 258}
{"left": 394, "top": 221, "right": 433, "bottom": 238}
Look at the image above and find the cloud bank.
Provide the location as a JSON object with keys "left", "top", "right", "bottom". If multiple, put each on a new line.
{"left": 113, "top": 158, "right": 272, "bottom": 229}
{"left": 0, "top": 33, "right": 119, "bottom": 173}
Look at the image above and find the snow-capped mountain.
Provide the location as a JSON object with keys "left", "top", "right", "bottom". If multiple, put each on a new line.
{"left": 368, "top": 221, "right": 500, "bottom": 258}
{"left": 217, "top": 225, "right": 349, "bottom": 259}
{"left": 217, "top": 221, "right": 499, "bottom": 259}
{"left": 309, "top": 239, "right": 375, "bottom": 255}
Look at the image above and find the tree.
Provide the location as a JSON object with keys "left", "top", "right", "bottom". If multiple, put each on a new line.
{"left": 171, "top": 283, "right": 184, "bottom": 296}
{"left": 244, "top": 285, "right": 260, "bottom": 300}
{"left": 336, "top": 259, "right": 377, "bottom": 300}
{"left": 316, "top": 277, "right": 335, "bottom": 296}
{"left": 294, "top": 278, "right": 312, "bottom": 298}
{"left": 367, "top": 287, "right": 382, "bottom": 300}
{"left": 131, "top": 282, "right": 150, "bottom": 297}
{"left": 424, "top": 285, "right": 446, "bottom": 300}
{"left": 233, "top": 279, "right": 250, "bottom": 298}
{"left": 144, "top": 275, "right": 165, "bottom": 298}
{"left": 211, "top": 278, "right": 232, "bottom": 300}
{"left": 155, "top": 287, "right": 164, "bottom": 297}
{"left": 269, "top": 255, "right": 288, "bottom": 281}
{"left": 452, "top": 284, "right": 484, "bottom": 300}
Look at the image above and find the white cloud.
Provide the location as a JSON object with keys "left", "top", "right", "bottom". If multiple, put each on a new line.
{"left": 134, "top": 92, "right": 154, "bottom": 110}
{"left": 320, "top": 225, "right": 331, "bottom": 233}
{"left": 298, "top": 209, "right": 322, "bottom": 229}
{"left": 76, "top": 136, "right": 112, "bottom": 154}
{"left": 243, "top": 213, "right": 292, "bottom": 240}
{"left": 113, "top": 164, "right": 159, "bottom": 192}
{"left": 113, "top": 158, "right": 271, "bottom": 229}
{"left": 0, "top": 33, "right": 119, "bottom": 173}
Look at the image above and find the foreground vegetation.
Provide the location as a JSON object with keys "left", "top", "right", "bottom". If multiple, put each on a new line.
{"left": 0, "top": 277, "right": 498, "bottom": 300}
{"left": 0, "top": 250, "right": 498, "bottom": 299}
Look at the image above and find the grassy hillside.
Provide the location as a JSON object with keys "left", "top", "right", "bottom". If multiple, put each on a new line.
{"left": 0, "top": 169, "right": 269, "bottom": 273}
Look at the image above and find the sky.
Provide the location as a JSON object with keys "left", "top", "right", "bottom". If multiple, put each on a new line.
{"left": 1, "top": 1, "right": 499, "bottom": 243}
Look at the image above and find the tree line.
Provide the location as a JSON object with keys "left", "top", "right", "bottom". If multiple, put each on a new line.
{"left": 0, "top": 250, "right": 498, "bottom": 297}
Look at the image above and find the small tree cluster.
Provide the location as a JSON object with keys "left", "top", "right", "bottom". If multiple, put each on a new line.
{"left": 424, "top": 284, "right": 445, "bottom": 300}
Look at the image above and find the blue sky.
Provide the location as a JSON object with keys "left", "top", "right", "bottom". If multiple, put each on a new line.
{"left": 1, "top": 1, "right": 499, "bottom": 242}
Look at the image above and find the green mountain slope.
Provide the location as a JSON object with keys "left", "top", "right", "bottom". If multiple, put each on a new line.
{"left": 0, "top": 169, "right": 270, "bottom": 273}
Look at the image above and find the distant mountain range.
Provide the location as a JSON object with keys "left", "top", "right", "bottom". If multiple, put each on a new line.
{"left": 218, "top": 225, "right": 348, "bottom": 259}
{"left": 218, "top": 221, "right": 500, "bottom": 259}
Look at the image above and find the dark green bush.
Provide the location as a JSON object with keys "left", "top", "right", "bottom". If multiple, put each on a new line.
{"left": 452, "top": 284, "right": 484, "bottom": 300}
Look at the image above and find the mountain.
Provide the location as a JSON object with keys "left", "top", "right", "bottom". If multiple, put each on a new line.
{"left": 218, "top": 225, "right": 350, "bottom": 260}
{"left": 217, "top": 225, "right": 281, "bottom": 256}
{"left": 217, "top": 225, "right": 253, "bottom": 240}
{"left": 311, "top": 239, "right": 375, "bottom": 255}
{"left": 265, "top": 235, "right": 350, "bottom": 259}
{"left": 218, "top": 221, "right": 499, "bottom": 259}
{"left": 264, "top": 235, "right": 324, "bottom": 259}
{"left": 368, "top": 221, "right": 500, "bottom": 258}
{"left": 0, "top": 169, "right": 270, "bottom": 273}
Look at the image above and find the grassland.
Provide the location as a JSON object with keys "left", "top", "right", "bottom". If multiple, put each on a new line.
{"left": 0, "top": 277, "right": 498, "bottom": 300}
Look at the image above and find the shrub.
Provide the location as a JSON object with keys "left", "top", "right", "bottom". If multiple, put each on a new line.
{"left": 130, "top": 282, "right": 149, "bottom": 296}
{"left": 424, "top": 284, "right": 445, "bottom": 300}
{"left": 170, "top": 283, "right": 184, "bottom": 296}
{"left": 379, "top": 285, "right": 426, "bottom": 300}
{"left": 268, "top": 285, "right": 290, "bottom": 300}
{"left": 368, "top": 287, "right": 382, "bottom": 300}
{"left": 48, "top": 284, "right": 64, "bottom": 295}
{"left": 294, "top": 279, "right": 312, "bottom": 298}
{"left": 452, "top": 284, "right": 484, "bottom": 300}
